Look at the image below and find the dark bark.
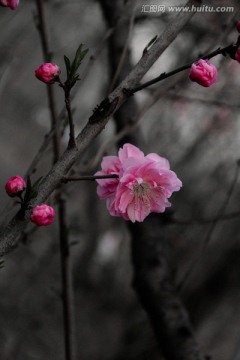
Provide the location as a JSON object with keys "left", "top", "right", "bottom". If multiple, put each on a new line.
{"left": 130, "top": 214, "right": 205, "bottom": 360}
{"left": 99, "top": 1, "right": 205, "bottom": 359}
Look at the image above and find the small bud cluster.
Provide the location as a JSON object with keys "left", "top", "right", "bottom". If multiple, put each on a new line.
{"left": 5, "top": 176, "right": 55, "bottom": 226}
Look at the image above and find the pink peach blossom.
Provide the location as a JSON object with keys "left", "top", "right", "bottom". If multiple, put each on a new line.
{"left": 5, "top": 175, "right": 26, "bottom": 197}
{"left": 189, "top": 59, "right": 218, "bottom": 87}
{"left": 95, "top": 144, "right": 182, "bottom": 222}
{"left": 0, "top": 0, "right": 19, "bottom": 10}
{"left": 30, "top": 204, "right": 55, "bottom": 226}
{"left": 35, "top": 63, "right": 60, "bottom": 84}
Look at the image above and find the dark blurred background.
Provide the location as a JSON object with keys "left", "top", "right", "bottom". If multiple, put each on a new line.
{"left": 1, "top": 0, "right": 240, "bottom": 359}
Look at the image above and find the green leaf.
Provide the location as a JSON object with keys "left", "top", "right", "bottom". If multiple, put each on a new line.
{"left": 64, "top": 55, "right": 71, "bottom": 78}
{"left": 69, "top": 44, "right": 88, "bottom": 80}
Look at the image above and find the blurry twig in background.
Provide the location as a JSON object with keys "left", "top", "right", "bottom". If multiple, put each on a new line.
{"left": 172, "top": 210, "right": 240, "bottom": 225}
{"left": 35, "top": 1, "right": 76, "bottom": 360}
{"left": 108, "top": 5, "right": 137, "bottom": 93}
{"left": 83, "top": 83, "right": 175, "bottom": 171}
{"left": 163, "top": 92, "right": 240, "bottom": 110}
{"left": 25, "top": 129, "right": 54, "bottom": 177}
{"left": 178, "top": 161, "right": 240, "bottom": 291}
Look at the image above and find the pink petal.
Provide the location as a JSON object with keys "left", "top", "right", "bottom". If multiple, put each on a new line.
{"left": 127, "top": 196, "right": 151, "bottom": 222}
{"left": 149, "top": 188, "right": 171, "bottom": 212}
{"left": 101, "top": 156, "right": 121, "bottom": 173}
{"left": 146, "top": 153, "right": 170, "bottom": 169}
{"left": 117, "top": 188, "right": 134, "bottom": 213}
{"left": 118, "top": 143, "right": 144, "bottom": 163}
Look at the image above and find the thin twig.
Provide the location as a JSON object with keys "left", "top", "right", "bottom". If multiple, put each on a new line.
{"left": 131, "top": 41, "right": 240, "bottom": 94}
{"left": 162, "top": 92, "right": 240, "bottom": 109}
{"left": 35, "top": 0, "right": 61, "bottom": 161}
{"left": 35, "top": 2, "right": 76, "bottom": 360}
{"left": 58, "top": 196, "right": 76, "bottom": 360}
{"left": 172, "top": 211, "right": 240, "bottom": 225}
{"left": 57, "top": 78, "right": 76, "bottom": 149}
{"left": 81, "top": 27, "right": 114, "bottom": 82}
{"left": 64, "top": 89, "right": 76, "bottom": 148}
{"left": 83, "top": 82, "right": 176, "bottom": 172}
{"left": 63, "top": 174, "right": 119, "bottom": 182}
{"left": 25, "top": 129, "right": 54, "bottom": 178}
{"left": 108, "top": 5, "right": 137, "bottom": 92}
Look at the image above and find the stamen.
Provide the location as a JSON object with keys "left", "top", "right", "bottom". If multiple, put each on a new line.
{"left": 133, "top": 182, "right": 150, "bottom": 197}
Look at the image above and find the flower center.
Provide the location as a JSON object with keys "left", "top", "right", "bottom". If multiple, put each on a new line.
{"left": 133, "top": 182, "right": 150, "bottom": 197}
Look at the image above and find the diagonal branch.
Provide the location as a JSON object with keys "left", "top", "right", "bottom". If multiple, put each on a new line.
{"left": 0, "top": 0, "right": 202, "bottom": 256}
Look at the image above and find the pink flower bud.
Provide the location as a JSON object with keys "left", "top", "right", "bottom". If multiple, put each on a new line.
{"left": 236, "top": 21, "right": 240, "bottom": 33}
{"left": 5, "top": 176, "right": 26, "bottom": 197}
{"left": 0, "top": 0, "right": 19, "bottom": 9}
{"left": 30, "top": 204, "right": 55, "bottom": 226}
{"left": 189, "top": 59, "right": 218, "bottom": 87}
{"left": 235, "top": 48, "right": 240, "bottom": 63}
{"left": 35, "top": 63, "right": 60, "bottom": 84}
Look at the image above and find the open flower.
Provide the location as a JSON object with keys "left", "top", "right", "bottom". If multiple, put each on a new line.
{"left": 0, "top": 0, "right": 19, "bottom": 10}
{"left": 35, "top": 63, "right": 60, "bottom": 84}
{"left": 5, "top": 175, "right": 26, "bottom": 197}
{"left": 30, "top": 204, "right": 55, "bottom": 226}
{"left": 115, "top": 157, "right": 181, "bottom": 222}
{"left": 189, "top": 59, "right": 218, "bottom": 87}
{"left": 95, "top": 144, "right": 182, "bottom": 223}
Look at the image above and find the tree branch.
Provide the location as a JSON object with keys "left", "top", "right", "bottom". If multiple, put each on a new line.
{"left": 0, "top": 0, "right": 202, "bottom": 256}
